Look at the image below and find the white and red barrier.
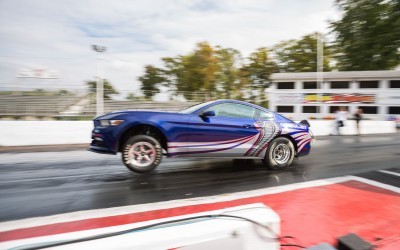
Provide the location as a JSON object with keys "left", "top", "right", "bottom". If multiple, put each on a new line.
{"left": 1, "top": 204, "right": 280, "bottom": 250}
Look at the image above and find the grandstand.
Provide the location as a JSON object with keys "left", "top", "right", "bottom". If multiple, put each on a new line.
{"left": 0, "top": 93, "right": 82, "bottom": 118}
{"left": 0, "top": 91, "right": 199, "bottom": 119}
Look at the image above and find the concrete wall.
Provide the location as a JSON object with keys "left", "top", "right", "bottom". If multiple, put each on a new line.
{"left": 0, "top": 121, "right": 92, "bottom": 146}
{"left": 308, "top": 120, "right": 397, "bottom": 136}
{"left": 0, "top": 120, "right": 397, "bottom": 146}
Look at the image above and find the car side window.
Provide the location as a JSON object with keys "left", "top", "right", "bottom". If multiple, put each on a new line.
{"left": 254, "top": 109, "right": 274, "bottom": 120}
{"left": 203, "top": 103, "right": 255, "bottom": 119}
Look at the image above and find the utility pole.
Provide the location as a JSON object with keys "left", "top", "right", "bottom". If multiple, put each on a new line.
{"left": 92, "top": 45, "right": 107, "bottom": 116}
{"left": 316, "top": 33, "right": 324, "bottom": 117}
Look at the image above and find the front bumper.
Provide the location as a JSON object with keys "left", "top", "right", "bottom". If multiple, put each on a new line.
{"left": 87, "top": 146, "right": 116, "bottom": 155}
{"left": 90, "top": 127, "right": 118, "bottom": 154}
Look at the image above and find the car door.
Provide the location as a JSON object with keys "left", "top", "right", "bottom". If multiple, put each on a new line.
{"left": 184, "top": 102, "right": 260, "bottom": 157}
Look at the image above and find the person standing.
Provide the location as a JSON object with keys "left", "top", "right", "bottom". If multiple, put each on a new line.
{"left": 354, "top": 108, "right": 363, "bottom": 135}
{"left": 335, "top": 106, "right": 348, "bottom": 135}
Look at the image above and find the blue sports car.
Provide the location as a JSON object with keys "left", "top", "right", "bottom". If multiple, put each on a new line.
{"left": 89, "top": 99, "right": 313, "bottom": 173}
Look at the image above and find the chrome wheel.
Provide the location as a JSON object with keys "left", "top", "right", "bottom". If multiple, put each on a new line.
{"left": 127, "top": 141, "right": 156, "bottom": 167}
{"left": 273, "top": 143, "right": 291, "bottom": 164}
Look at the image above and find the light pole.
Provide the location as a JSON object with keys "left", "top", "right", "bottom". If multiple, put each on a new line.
{"left": 92, "top": 45, "right": 107, "bottom": 116}
{"left": 316, "top": 33, "right": 324, "bottom": 117}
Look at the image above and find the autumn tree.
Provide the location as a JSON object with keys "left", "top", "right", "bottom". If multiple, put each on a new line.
{"left": 330, "top": 0, "right": 400, "bottom": 70}
{"left": 214, "top": 47, "right": 242, "bottom": 99}
{"left": 162, "top": 42, "right": 218, "bottom": 100}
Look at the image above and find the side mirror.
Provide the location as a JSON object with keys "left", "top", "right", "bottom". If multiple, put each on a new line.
{"left": 200, "top": 110, "right": 215, "bottom": 118}
{"left": 299, "top": 119, "right": 310, "bottom": 127}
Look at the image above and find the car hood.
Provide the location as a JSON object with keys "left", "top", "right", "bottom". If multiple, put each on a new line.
{"left": 94, "top": 110, "right": 178, "bottom": 120}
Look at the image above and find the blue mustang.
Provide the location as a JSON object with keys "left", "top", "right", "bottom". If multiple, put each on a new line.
{"left": 89, "top": 99, "right": 313, "bottom": 173}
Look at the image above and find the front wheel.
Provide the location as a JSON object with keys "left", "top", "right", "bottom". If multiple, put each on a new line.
{"left": 262, "top": 137, "right": 295, "bottom": 170}
{"left": 122, "top": 135, "right": 163, "bottom": 173}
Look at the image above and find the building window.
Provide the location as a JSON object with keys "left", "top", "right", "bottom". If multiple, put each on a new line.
{"left": 277, "top": 82, "right": 295, "bottom": 89}
{"left": 359, "top": 81, "right": 379, "bottom": 88}
{"left": 329, "top": 106, "right": 342, "bottom": 113}
{"left": 358, "top": 106, "right": 378, "bottom": 114}
{"left": 277, "top": 106, "right": 294, "bottom": 113}
{"left": 302, "top": 106, "right": 319, "bottom": 113}
{"left": 389, "top": 106, "right": 400, "bottom": 114}
{"left": 330, "top": 81, "right": 349, "bottom": 89}
{"left": 303, "top": 82, "right": 318, "bottom": 89}
{"left": 390, "top": 80, "right": 400, "bottom": 88}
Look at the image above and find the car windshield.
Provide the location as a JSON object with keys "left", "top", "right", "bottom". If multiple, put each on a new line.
{"left": 179, "top": 101, "right": 214, "bottom": 114}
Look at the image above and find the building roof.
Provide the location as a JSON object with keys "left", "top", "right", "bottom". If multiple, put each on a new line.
{"left": 270, "top": 70, "right": 400, "bottom": 81}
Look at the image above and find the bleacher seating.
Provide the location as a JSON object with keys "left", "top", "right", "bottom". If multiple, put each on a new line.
{"left": 0, "top": 93, "right": 81, "bottom": 117}
{"left": 0, "top": 92, "right": 199, "bottom": 118}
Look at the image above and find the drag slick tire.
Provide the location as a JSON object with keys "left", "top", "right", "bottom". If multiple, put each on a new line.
{"left": 263, "top": 137, "right": 295, "bottom": 170}
{"left": 122, "top": 135, "right": 162, "bottom": 173}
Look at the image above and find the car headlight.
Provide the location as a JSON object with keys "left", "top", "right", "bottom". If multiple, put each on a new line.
{"left": 99, "top": 120, "right": 124, "bottom": 126}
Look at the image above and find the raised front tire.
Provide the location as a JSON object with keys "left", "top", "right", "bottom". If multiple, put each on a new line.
{"left": 262, "top": 137, "right": 295, "bottom": 170}
{"left": 122, "top": 135, "right": 163, "bottom": 173}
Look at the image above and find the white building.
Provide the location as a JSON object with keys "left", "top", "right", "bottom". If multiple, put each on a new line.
{"left": 268, "top": 70, "right": 400, "bottom": 120}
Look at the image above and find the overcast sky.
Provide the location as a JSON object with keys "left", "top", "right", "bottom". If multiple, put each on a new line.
{"left": 0, "top": 0, "right": 339, "bottom": 93}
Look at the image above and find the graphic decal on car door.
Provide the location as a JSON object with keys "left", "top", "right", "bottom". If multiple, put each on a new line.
{"left": 244, "top": 121, "right": 280, "bottom": 157}
{"left": 168, "top": 121, "right": 281, "bottom": 158}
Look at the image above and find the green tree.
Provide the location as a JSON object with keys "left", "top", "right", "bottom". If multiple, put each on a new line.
{"left": 241, "top": 47, "right": 278, "bottom": 105}
{"left": 126, "top": 93, "right": 137, "bottom": 101}
{"left": 214, "top": 46, "right": 242, "bottom": 99}
{"left": 330, "top": 0, "right": 400, "bottom": 70}
{"left": 138, "top": 65, "right": 166, "bottom": 99}
{"left": 57, "top": 89, "right": 71, "bottom": 95}
{"left": 273, "top": 33, "right": 332, "bottom": 72}
{"left": 86, "top": 79, "right": 119, "bottom": 100}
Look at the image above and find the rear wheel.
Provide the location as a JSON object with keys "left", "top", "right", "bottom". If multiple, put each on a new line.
{"left": 122, "top": 135, "right": 162, "bottom": 173}
{"left": 263, "top": 137, "right": 295, "bottom": 170}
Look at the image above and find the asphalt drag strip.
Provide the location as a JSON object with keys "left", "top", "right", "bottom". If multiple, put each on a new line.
{"left": 0, "top": 172, "right": 399, "bottom": 250}
{"left": 356, "top": 170, "right": 400, "bottom": 188}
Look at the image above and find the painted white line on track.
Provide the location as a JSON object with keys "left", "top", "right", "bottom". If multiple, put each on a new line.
{"left": 378, "top": 170, "right": 400, "bottom": 177}
{"left": 1, "top": 175, "right": 399, "bottom": 233}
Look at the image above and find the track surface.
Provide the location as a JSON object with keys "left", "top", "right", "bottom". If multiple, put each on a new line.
{"left": 1, "top": 133, "right": 399, "bottom": 222}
